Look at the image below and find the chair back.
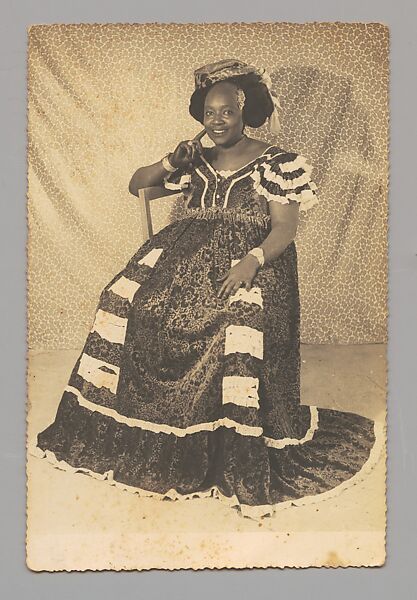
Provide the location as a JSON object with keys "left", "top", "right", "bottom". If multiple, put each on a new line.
{"left": 138, "top": 186, "right": 179, "bottom": 241}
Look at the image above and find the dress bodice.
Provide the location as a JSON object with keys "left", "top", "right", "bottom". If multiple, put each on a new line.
{"left": 164, "top": 145, "right": 319, "bottom": 221}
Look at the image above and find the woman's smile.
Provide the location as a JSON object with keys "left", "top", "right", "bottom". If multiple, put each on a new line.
{"left": 211, "top": 127, "right": 228, "bottom": 136}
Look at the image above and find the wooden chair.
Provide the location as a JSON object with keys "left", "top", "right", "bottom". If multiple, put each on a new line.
{"left": 137, "top": 186, "right": 179, "bottom": 242}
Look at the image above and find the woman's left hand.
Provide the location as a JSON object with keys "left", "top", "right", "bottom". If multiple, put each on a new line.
{"left": 216, "top": 255, "right": 259, "bottom": 299}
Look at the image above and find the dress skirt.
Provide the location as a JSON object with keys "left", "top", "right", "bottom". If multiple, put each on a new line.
{"left": 35, "top": 207, "right": 381, "bottom": 518}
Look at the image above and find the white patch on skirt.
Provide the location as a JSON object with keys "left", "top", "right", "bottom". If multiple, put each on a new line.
{"left": 91, "top": 309, "right": 128, "bottom": 345}
{"left": 109, "top": 276, "right": 141, "bottom": 303}
{"left": 138, "top": 248, "right": 163, "bottom": 268}
{"left": 229, "top": 287, "right": 263, "bottom": 308}
{"left": 224, "top": 325, "right": 264, "bottom": 360}
{"left": 222, "top": 375, "right": 260, "bottom": 408}
{"left": 77, "top": 353, "right": 120, "bottom": 394}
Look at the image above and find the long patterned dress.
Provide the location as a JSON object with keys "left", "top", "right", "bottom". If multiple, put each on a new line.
{"left": 35, "top": 145, "right": 381, "bottom": 518}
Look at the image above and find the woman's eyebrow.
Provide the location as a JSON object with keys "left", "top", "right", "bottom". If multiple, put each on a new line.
{"left": 204, "top": 103, "right": 234, "bottom": 109}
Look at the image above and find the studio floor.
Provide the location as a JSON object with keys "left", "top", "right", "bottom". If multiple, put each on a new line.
{"left": 26, "top": 344, "right": 386, "bottom": 570}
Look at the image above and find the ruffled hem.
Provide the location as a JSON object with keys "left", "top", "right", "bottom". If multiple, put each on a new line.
{"left": 28, "top": 418, "right": 384, "bottom": 521}
{"left": 251, "top": 169, "right": 319, "bottom": 212}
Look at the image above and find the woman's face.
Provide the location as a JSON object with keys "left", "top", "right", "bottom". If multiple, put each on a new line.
{"left": 203, "top": 81, "right": 244, "bottom": 147}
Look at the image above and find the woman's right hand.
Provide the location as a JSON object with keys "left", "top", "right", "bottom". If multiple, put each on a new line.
{"left": 129, "top": 131, "right": 205, "bottom": 195}
{"left": 169, "top": 130, "right": 205, "bottom": 169}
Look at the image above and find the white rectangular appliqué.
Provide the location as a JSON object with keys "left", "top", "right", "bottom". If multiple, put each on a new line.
{"left": 109, "top": 276, "right": 141, "bottom": 303}
{"left": 229, "top": 287, "right": 263, "bottom": 308}
{"left": 224, "top": 325, "right": 264, "bottom": 360}
{"left": 77, "top": 353, "right": 120, "bottom": 394}
{"left": 222, "top": 376, "right": 260, "bottom": 408}
{"left": 91, "top": 309, "right": 128, "bottom": 345}
{"left": 138, "top": 248, "right": 163, "bottom": 268}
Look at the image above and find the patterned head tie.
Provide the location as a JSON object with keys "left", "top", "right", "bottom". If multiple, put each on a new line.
{"left": 193, "top": 59, "right": 281, "bottom": 133}
{"left": 235, "top": 88, "right": 246, "bottom": 111}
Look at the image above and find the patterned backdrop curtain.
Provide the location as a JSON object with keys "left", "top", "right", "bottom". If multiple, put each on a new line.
{"left": 27, "top": 23, "right": 388, "bottom": 350}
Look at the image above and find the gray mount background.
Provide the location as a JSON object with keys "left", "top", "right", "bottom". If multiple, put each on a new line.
{"left": 1, "top": 0, "right": 416, "bottom": 597}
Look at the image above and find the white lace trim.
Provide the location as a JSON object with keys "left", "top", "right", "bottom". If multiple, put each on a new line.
{"left": 195, "top": 168, "right": 209, "bottom": 208}
{"left": 264, "top": 406, "right": 319, "bottom": 449}
{"left": 64, "top": 385, "right": 321, "bottom": 449}
{"left": 217, "top": 169, "right": 238, "bottom": 177}
{"left": 163, "top": 173, "right": 191, "bottom": 191}
{"left": 199, "top": 146, "right": 276, "bottom": 180}
{"left": 65, "top": 385, "right": 263, "bottom": 437}
{"left": 29, "top": 418, "right": 384, "bottom": 520}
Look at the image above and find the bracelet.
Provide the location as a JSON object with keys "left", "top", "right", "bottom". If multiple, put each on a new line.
{"left": 247, "top": 246, "right": 265, "bottom": 267}
{"left": 162, "top": 154, "right": 178, "bottom": 173}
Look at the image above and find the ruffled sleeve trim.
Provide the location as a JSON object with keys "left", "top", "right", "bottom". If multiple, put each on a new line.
{"left": 250, "top": 152, "right": 319, "bottom": 212}
{"left": 163, "top": 169, "right": 191, "bottom": 191}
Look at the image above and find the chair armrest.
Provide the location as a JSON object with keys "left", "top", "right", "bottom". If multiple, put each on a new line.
{"left": 139, "top": 186, "right": 178, "bottom": 201}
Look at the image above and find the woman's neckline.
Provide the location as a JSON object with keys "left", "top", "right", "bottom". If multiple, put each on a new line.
{"left": 200, "top": 143, "right": 278, "bottom": 179}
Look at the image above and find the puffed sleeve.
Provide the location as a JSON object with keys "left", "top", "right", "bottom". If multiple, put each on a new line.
{"left": 250, "top": 151, "right": 319, "bottom": 211}
{"left": 163, "top": 167, "right": 192, "bottom": 191}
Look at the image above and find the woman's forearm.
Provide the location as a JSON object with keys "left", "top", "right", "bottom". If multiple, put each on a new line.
{"left": 129, "top": 137, "right": 202, "bottom": 196}
{"left": 258, "top": 222, "right": 298, "bottom": 264}
{"left": 128, "top": 159, "right": 171, "bottom": 196}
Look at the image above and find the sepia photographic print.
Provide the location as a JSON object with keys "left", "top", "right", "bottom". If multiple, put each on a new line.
{"left": 26, "top": 22, "right": 388, "bottom": 571}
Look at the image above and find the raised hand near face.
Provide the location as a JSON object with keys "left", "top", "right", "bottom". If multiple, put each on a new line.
{"left": 169, "top": 129, "right": 206, "bottom": 169}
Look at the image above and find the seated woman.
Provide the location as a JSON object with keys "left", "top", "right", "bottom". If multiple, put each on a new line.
{"left": 35, "top": 59, "right": 381, "bottom": 519}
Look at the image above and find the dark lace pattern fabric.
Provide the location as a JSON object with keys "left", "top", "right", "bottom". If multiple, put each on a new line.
{"left": 36, "top": 146, "right": 378, "bottom": 517}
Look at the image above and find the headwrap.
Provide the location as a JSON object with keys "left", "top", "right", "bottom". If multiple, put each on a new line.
{"left": 193, "top": 59, "right": 281, "bottom": 134}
